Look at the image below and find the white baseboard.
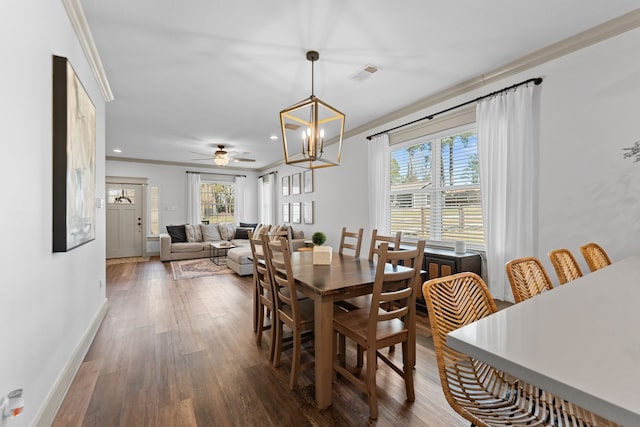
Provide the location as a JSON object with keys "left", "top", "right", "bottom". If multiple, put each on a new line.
{"left": 33, "top": 299, "right": 109, "bottom": 427}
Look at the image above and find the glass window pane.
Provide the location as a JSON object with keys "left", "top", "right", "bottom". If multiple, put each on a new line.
{"left": 390, "top": 128, "right": 483, "bottom": 247}
{"left": 200, "top": 182, "right": 235, "bottom": 224}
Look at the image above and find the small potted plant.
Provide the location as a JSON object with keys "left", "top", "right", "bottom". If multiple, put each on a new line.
{"left": 311, "top": 231, "right": 331, "bottom": 265}
{"left": 312, "top": 231, "right": 326, "bottom": 246}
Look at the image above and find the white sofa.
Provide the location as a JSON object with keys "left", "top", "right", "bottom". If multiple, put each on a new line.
{"left": 160, "top": 223, "right": 305, "bottom": 276}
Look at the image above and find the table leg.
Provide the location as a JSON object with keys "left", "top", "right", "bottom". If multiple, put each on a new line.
{"left": 313, "top": 294, "right": 334, "bottom": 409}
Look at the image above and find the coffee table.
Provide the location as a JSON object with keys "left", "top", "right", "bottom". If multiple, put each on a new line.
{"left": 209, "top": 242, "right": 235, "bottom": 265}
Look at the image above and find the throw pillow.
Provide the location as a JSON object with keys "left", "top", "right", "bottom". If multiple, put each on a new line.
{"left": 218, "top": 223, "right": 235, "bottom": 241}
{"left": 200, "top": 223, "right": 222, "bottom": 242}
{"left": 166, "top": 225, "right": 187, "bottom": 243}
{"left": 292, "top": 229, "right": 304, "bottom": 239}
{"left": 185, "top": 224, "right": 203, "bottom": 242}
{"left": 239, "top": 222, "right": 258, "bottom": 230}
{"left": 234, "top": 226, "right": 253, "bottom": 240}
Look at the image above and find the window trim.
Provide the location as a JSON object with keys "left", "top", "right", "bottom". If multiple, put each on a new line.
{"left": 200, "top": 179, "right": 236, "bottom": 225}
{"left": 389, "top": 121, "right": 484, "bottom": 251}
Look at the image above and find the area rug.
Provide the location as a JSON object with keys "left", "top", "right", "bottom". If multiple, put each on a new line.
{"left": 106, "top": 256, "right": 150, "bottom": 265}
{"left": 170, "top": 258, "right": 234, "bottom": 280}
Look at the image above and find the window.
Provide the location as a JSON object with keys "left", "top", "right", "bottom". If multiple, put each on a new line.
{"left": 149, "top": 186, "right": 159, "bottom": 236}
{"left": 390, "top": 125, "right": 484, "bottom": 247}
{"left": 200, "top": 182, "right": 235, "bottom": 224}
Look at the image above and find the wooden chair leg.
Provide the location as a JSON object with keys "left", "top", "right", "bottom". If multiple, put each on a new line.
{"left": 402, "top": 340, "right": 415, "bottom": 401}
{"left": 338, "top": 334, "right": 346, "bottom": 368}
{"left": 268, "top": 311, "right": 277, "bottom": 362}
{"left": 289, "top": 329, "right": 301, "bottom": 390}
{"left": 272, "top": 320, "right": 283, "bottom": 368}
{"left": 366, "top": 344, "right": 378, "bottom": 420}
{"left": 253, "top": 283, "right": 259, "bottom": 332}
{"left": 256, "top": 303, "right": 265, "bottom": 344}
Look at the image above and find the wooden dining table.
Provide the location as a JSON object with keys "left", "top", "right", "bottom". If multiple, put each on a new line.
{"left": 288, "top": 250, "right": 415, "bottom": 409}
{"left": 446, "top": 254, "right": 640, "bottom": 426}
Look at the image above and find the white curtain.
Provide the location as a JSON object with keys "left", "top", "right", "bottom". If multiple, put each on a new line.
{"left": 258, "top": 174, "right": 275, "bottom": 224}
{"left": 187, "top": 172, "right": 201, "bottom": 225}
{"left": 368, "top": 133, "right": 390, "bottom": 234}
{"left": 477, "top": 84, "right": 539, "bottom": 301}
{"left": 235, "top": 175, "right": 246, "bottom": 224}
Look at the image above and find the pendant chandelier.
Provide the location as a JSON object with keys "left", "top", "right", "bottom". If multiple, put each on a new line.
{"left": 279, "top": 51, "right": 345, "bottom": 169}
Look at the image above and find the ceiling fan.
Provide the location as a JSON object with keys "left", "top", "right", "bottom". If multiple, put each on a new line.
{"left": 190, "top": 145, "right": 256, "bottom": 166}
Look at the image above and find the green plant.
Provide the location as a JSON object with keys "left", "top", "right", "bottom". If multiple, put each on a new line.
{"left": 312, "top": 231, "right": 326, "bottom": 246}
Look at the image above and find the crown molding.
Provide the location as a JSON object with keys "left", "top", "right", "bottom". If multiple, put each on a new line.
{"left": 61, "top": 0, "right": 114, "bottom": 102}
{"left": 347, "top": 8, "right": 640, "bottom": 141}
{"left": 106, "top": 155, "right": 257, "bottom": 173}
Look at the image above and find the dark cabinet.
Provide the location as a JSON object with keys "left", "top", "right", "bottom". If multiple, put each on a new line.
{"left": 417, "top": 247, "right": 482, "bottom": 313}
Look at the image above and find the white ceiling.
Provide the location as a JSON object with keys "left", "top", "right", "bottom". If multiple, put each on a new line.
{"left": 81, "top": 1, "right": 640, "bottom": 171}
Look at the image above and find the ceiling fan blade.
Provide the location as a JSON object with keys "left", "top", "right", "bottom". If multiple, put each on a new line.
{"left": 232, "top": 158, "right": 256, "bottom": 162}
{"left": 190, "top": 158, "right": 213, "bottom": 161}
{"left": 190, "top": 151, "right": 213, "bottom": 158}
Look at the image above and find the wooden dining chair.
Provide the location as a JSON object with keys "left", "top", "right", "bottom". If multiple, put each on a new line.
{"left": 505, "top": 256, "right": 554, "bottom": 303}
{"left": 248, "top": 231, "right": 277, "bottom": 361}
{"left": 338, "top": 227, "right": 363, "bottom": 257}
{"left": 333, "top": 240, "right": 425, "bottom": 420}
{"left": 422, "top": 272, "right": 616, "bottom": 427}
{"left": 249, "top": 228, "right": 289, "bottom": 332}
{"left": 368, "top": 229, "right": 401, "bottom": 265}
{"left": 263, "top": 236, "right": 315, "bottom": 390}
{"left": 548, "top": 248, "right": 583, "bottom": 284}
{"left": 580, "top": 242, "right": 612, "bottom": 272}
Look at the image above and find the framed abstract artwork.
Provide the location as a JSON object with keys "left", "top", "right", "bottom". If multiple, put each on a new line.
{"left": 282, "top": 176, "right": 290, "bottom": 196}
{"left": 303, "top": 169, "right": 314, "bottom": 193}
{"left": 52, "top": 55, "right": 96, "bottom": 252}
{"left": 291, "top": 202, "right": 301, "bottom": 224}
{"left": 291, "top": 173, "right": 301, "bottom": 195}
{"left": 303, "top": 201, "right": 314, "bottom": 224}
{"left": 282, "top": 203, "right": 290, "bottom": 223}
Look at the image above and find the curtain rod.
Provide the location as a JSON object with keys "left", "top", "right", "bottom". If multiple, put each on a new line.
{"left": 366, "top": 77, "right": 543, "bottom": 140}
{"left": 185, "top": 170, "right": 246, "bottom": 178}
{"left": 258, "top": 171, "right": 278, "bottom": 179}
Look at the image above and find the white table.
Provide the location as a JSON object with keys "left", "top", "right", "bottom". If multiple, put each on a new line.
{"left": 447, "top": 255, "right": 640, "bottom": 427}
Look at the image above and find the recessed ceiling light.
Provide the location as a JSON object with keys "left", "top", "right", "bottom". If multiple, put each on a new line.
{"left": 113, "top": 148, "right": 122, "bottom": 153}
{"left": 270, "top": 135, "right": 278, "bottom": 140}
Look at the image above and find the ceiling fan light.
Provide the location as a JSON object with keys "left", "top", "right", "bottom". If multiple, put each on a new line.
{"left": 214, "top": 157, "right": 229, "bottom": 166}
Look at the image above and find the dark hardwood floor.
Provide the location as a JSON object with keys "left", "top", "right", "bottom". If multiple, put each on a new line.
{"left": 53, "top": 257, "right": 503, "bottom": 426}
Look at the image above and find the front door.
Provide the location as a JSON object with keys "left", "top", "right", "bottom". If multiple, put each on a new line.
{"left": 106, "top": 183, "right": 143, "bottom": 258}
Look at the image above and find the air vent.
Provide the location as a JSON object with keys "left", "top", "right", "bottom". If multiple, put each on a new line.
{"left": 351, "top": 64, "right": 380, "bottom": 82}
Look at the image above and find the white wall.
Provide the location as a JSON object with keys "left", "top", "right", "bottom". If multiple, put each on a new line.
{"left": 269, "top": 27, "right": 640, "bottom": 287}
{"left": 106, "top": 160, "right": 258, "bottom": 252}
{"left": 0, "top": 2, "right": 106, "bottom": 426}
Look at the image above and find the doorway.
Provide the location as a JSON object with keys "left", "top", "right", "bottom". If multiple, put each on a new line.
{"left": 106, "top": 181, "right": 145, "bottom": 259}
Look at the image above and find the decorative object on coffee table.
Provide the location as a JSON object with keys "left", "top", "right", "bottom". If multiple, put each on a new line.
{"left": 210, "top": 241, "right": 235, "bottom": 265}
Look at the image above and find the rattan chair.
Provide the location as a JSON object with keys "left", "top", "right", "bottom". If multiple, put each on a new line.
{"left": 338, "top": 227, "right": 363, "bottom": 257}
{"left": 548, "top": 248, "right": 583, "bottom": 285}
{"left": 505, "top": 256, "right": 554, "bottom": 303}
{"left": 422, "top": 272, "right": 619, "bottom": 427}
{"left": 580, "top": 243, "right": 612, "bottom": 272}
{"left": 264, "top": 236, "right": 315, "bottom": 390}
{"left": 333, "top": 240, "right": 425, "bottom": 420}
